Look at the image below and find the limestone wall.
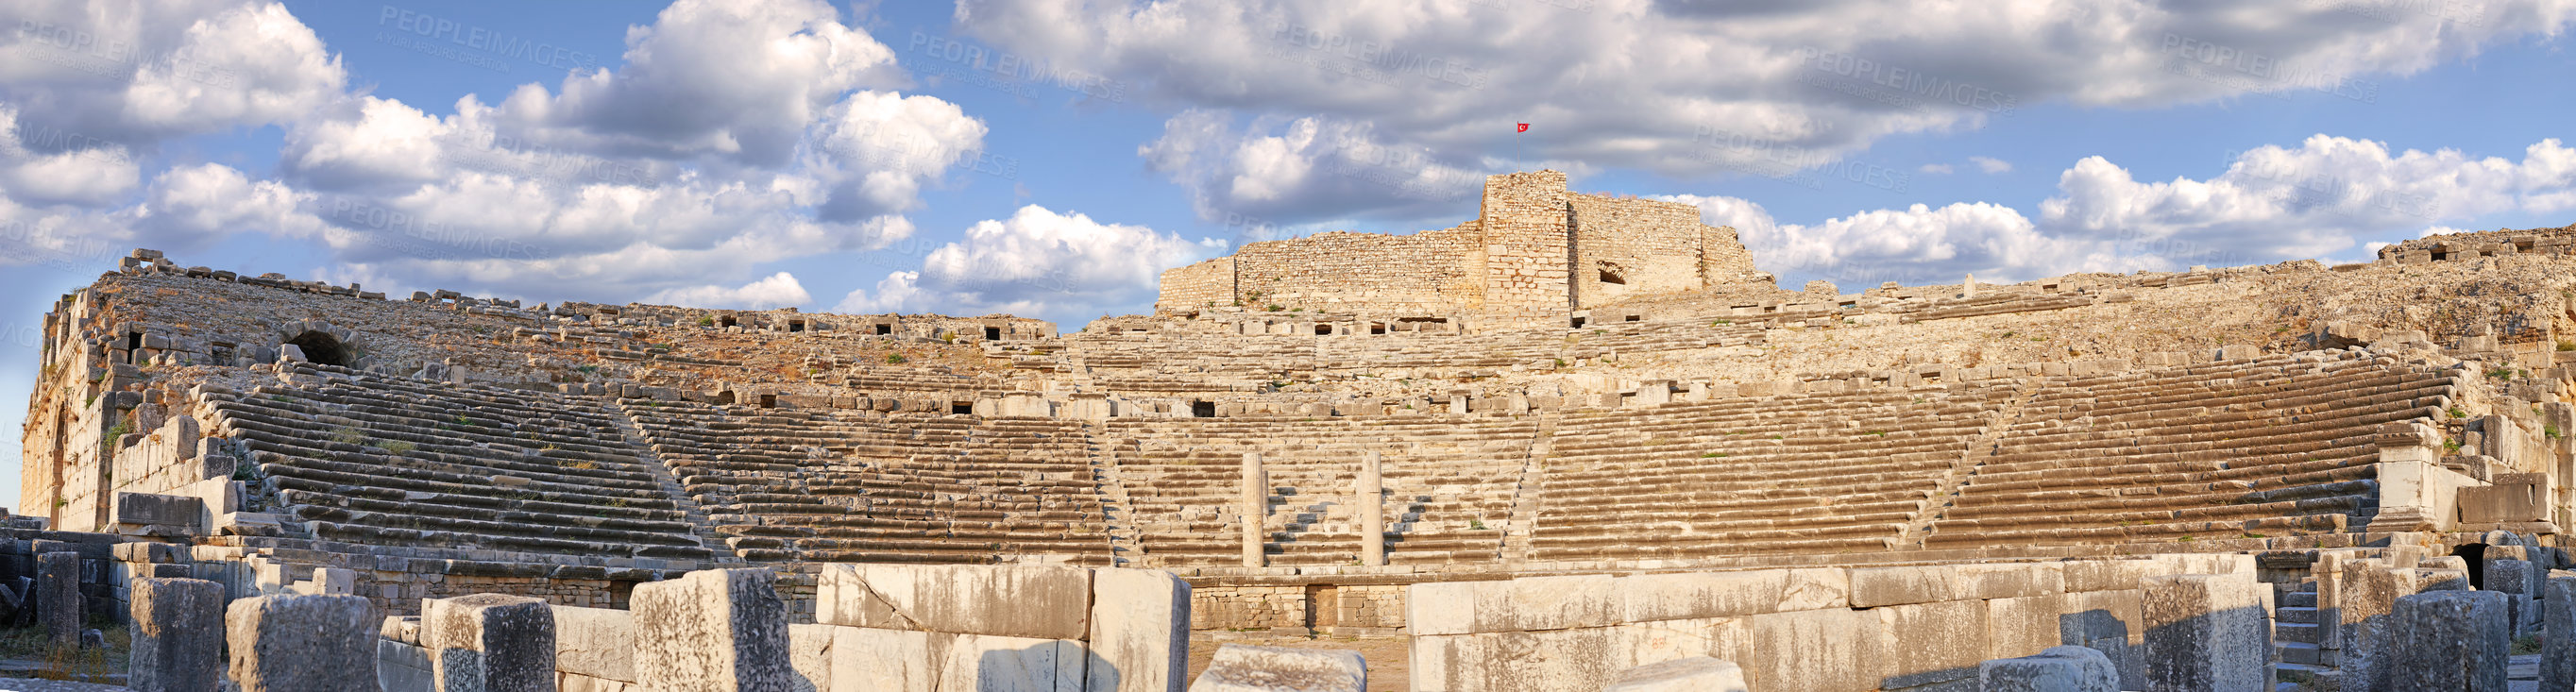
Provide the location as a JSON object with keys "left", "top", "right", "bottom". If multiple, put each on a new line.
{"left": 1230, "top": 226, "right": 1484, "bottom": 313}
{"left": 1481, "top": 170, "right": 1576, "bottom": 312}
{"left": 1158, "top": 256, "right": 1237, "bottom": 311}
{"left": 1190, "top": 582, "right": 1406, "bottom": 634}
{"left": 1568, "top": 194, "right": 1708, "bottom": 308}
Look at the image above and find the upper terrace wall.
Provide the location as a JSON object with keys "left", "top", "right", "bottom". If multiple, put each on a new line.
{"left": 1152, "top": 170, "right": 1771, "bottom": 315}
{"left": 1567, "top": 194, "right": 1706, "bottom": 307}
{"left": 1230, "top": 225, "right": 1485, "bottom": 313}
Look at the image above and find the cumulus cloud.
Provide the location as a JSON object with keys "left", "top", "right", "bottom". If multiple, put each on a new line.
{"left": 0, "top": 0, "right": 346, "bottom": 144}
{"left": 647, "top": 271, "right": 812, "bottom": 310}
{"left": 1919, "top": 163, "right": 1954, "bottom": 175}
{"left": 958, "top": 0, "right": 2576, "bottom": 221}
{"left": 1661, "top": 134, "right": 2576, "bottom": 287}
{"left": 832, "top": 205, "right": 1225, "bottom": 317}
{"left": 1971, "top": 156, "right": 2013, "bottom": 174}
{"left": 1140, "top": 110, "right": 1491, "bottom": 226}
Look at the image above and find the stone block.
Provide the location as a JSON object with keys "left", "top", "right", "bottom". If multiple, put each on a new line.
{"left": 550, "top": 605, "right": 635, "bottom": 683}
{"left": 2486, "top": 558, "right": 2541, "bottom": 635}
{"left": 1187, "top": 644, "right": 1364, "bottom": 692}
{"left": 1977, "top": 646, "right": 2117, "bottom": 692}
{"left": 1875, "top": 599, "right": 1988, "bottom": 689}
{"left": 2141, "top": 573, "right": 2268, "bottom": 692}
{"left": 1602, "top": 657, "right": 1747, "bottom": 692}
{"left": 112, "top": 493, "right": 201, "bottom": 527}
{"left": 1614, "top": 568, "right": 1842, "bottom": 622}
{"left": 1407, "top": 575, "right": 1614, "bottom": 635}
{"left": 828, "top": 626, "right": 1084, "bottom": 692}
{"left": 423, "top": 593, "right": 554, "bottom": 692}
{"left": 789, "top": 623, "right": 833, "bottom": 692}
{"left": 1608, "top": 616, "right": 1751, "bottom": 671}
{"left": 1409, "top": 628, "right": 1615, "bottom": 692}
{"left": 1849, "top": 565, "right": 1956, "bottom": 607}
{"left": 38, "top": 551, "right": 78, "bottom": 644}
{"left": 816, "top": 564, "right": 1092, "bottom": 640}
{"left": 1956, "top": 563, "right": 2063, "bottom": 599}
{"left": 2546, "top": 577, "right": 2576, "bottom": 692}
{"left": 633, "top": 568, "right": 795, "bottom": 692}
{"left": 227, "top": 594, "right": 381, "bottom": 690}
{"left": 128, "top": 577, "right": 224, "bottom": 692}
{"left": 2385, "top": 590, "right": 2508, "bottom": 692}
{"left": 1090, "top": 566, "right": 1191, "bottom": 692}
{"left": 1981, "top": 593, "right": 2069, "bottom": 661}
{"left": 1743, "top": 607, "right": 1888, "bottom": 691}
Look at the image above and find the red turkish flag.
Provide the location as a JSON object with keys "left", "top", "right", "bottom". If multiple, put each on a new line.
{"left": 1517, "top": 123, "right": 1529, "bottom": 132}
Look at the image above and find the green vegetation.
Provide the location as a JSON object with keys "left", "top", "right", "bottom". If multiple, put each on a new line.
{"left": 1468, "top": 519, "right": 1486, "bottom": 531}
{"left": 1700, "top": 452, "right": 1728, "bottom": 458}
{"left": 380, "top": 440, "right": 416, "bottom": 456}
{"left": 2515, "top": 633, "right": 2544, "bottom": 655}
{"left": 2449, "top": 406, "right": 2469, "bottom": 419}
{"left": 2445, "top": 439, "right": 2464, "bottom": 454}
{"left": 330, "top": 428, "right": 366, "bottom": 445}
{"left": 698, "top": 316, "right": 716, "bottom": 327}
{"left": 886, "top": 353, "right": 907, "bottom": 363}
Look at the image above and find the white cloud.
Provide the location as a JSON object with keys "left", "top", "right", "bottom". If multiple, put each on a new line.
{"left": 0, "top": 0, "right": 347, "bottom": 144}
{"left": 958, "top": 0, "right": 2576, "bottom": 221}
{"left": 830, "top": 270, "right": 930, "bottom": 314}
{"left": 1139, "top": 110, "right": 1487, "bottom": 225}
{"left": 1919, "top": 163, "right": 1955, "bottom": 175}
{"left": 1971, "top": 156, "right": 2013, "bottom": 174}
{"left": 1661, "top": 134, "right": 2576, "bottom": 287}
{"left": 833, "top": 205, "right": 1225, "bottom": 317}
{"left": 646, "top": 271, "right": 812, "bottom": 310}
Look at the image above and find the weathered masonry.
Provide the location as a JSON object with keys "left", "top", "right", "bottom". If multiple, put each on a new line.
{"left": 1156, "top": 170, "right": 1771, "bottom": 319}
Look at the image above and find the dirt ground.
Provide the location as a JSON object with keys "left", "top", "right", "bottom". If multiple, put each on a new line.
{"left": 1187, "top": 632, "right": 1411, "bottom": 691}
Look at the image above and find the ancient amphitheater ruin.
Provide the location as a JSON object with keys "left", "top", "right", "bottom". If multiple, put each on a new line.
{"left": 12, "top": 170, "right": 2576, "bottom": 690}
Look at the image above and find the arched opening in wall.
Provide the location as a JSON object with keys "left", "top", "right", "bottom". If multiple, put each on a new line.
{"left": 984, "top": 327, "right": 1002, "bottom": 341}
{"left": 713, "top": 391, "right": 737, "bottom": 406}
{"left": 2454, "top": 543, "right": 2490, "bottom": 589}
{"left": 720, "top": 315, "right": 737, "bottom": 329}
{"left": 285, "top": 331, "right": 352, "bottom": 367}
{"left": 2432, "top": 248, "right": 2450, "bottom": 261}
{"left": 1192, "top": 400, "right": 1216, "bottom": 418}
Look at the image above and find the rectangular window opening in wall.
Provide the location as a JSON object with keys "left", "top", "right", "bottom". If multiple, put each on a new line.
{"left": 1314, "top": 325, "right": 1332, "bottom": 335}
{"left": 1624, "top": 315, "right": 1640, "bottom": 322}
{"left": 874, "top": 324, "right": 892, "bottom": 335}
{"left": 1569, "top": 317, "right": 1586, "bottom": 329}
{"left": 2432, "top": 251, "right": 2449, "bottom": 261}
{"left": 1192, "top": 400, "right": 1216, "bottom": 418}
{"left": 984, "top": 327, "right": 1002, "bottom": 341}
{"left": 952, "top": 401, "right": 975, "bottom": 415}
{"left": 788, "top": 320, "right": 805, "bottom": 332}
{"left": 720, "top": 316, "right": 737, "bottom": 329}
{"left": 759, "top": 394, "right": 777, "bottom": 409}
{"left": 1369, "top": 323, "right": 1386, "bottom": 335}
{"left": 1839, "top": 301, "right": 1857, "bottom": 309}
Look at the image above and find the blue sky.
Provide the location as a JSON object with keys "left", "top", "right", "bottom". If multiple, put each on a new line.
{"left": 4, "top": 0, "right": 2576, "bottom": 508}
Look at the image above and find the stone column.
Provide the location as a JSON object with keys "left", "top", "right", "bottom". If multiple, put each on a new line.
{"left": 635, "top": 567, "right": 794, "bottom": 692}
{"left": 2386, "top": 590, "right": 2508, "bottom": 691}
{"left": 37, "top": 550, "right": 79, "bottom": 645}
{"left": 1241, "top": 452, "right": 1266, "bottom": 568}
{"left": 2545, "top": 576, "right": 2576, "bottom": 692}
{"left": 2142, "top": 573, "right": 2269, "bottom": 692}
{"left": 423, "top": 593, "right": 555, "bottom": 692}
{"left": 129, "top": 577, "right": 224, "bottom": 692}
{"left": 226, "top": 594, "right": 381, "bottom": 690}
{"left": 1359, "top": 451, "right": 1384, "bottom": 567}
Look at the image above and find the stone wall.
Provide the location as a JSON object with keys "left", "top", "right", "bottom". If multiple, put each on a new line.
{"left": 1151, "top": 170, "right": 1772, "bottom": 316}
{"left": 1159, "top": 256, "right": 1237, "bottom": 311}
{"left": 1568, "top": 194, "right": 1708, "bottom": 308}
{"left": 1190, "top": 582, "right": 1406, "bottom": 634}
{"left": 1480, "top": 170, "right": 1576, "bottom": 312}
{"left": 1230, "top": 226, "right": 1483, "bottom": 314}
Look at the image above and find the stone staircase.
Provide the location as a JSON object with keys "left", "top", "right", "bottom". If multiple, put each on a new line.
{"left": 2274, "top": 582, "right": 2336, "bottom": 689}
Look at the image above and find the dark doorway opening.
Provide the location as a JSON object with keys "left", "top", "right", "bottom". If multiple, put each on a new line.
{"left": 1314, "top": 325, "right": 1332, "bottom": 335}
{"left": 951, "top": 401, "right": 975, "bottom": 415}
{"left": 875, "top": 324, "right": 892, "bottom": 335}
{"left": 1192, "top": 400, "right": 1216, "bottom": 418}
{"left": 2454, "top": 543, "right": 2490, "bottom": 589}
{"left": 984, "top": 327, "right": 1002, "bottom": 341}
{"left": 285, "top": 331, "right": 352, "bottom": 366}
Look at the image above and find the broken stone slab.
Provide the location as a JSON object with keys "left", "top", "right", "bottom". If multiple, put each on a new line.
{"left": 2142, "top": 573, "right": 2269, "bottom": 692}
{"left": 422, "top": 593, "right": 554, "bottom": 692}
{"left": 815, "top": 563, "right": 1091, "bottom": 640}
{"left": 2386, "top": 590, "right": 2509, "bottom": 692}
{"left": 227, "top": 594, "right": 381, "bottom": 690}
{"left": 1407, "top": 574, "right": 1615, "bottom": 635}
{"left": 1091, "top": 566, "right": 1193, "bottom": 692}
{"left": 1978, "top": 645, "right": 2117, "bottom": 692}
{"left": 2545, "top": 576, "right": 2576, "bottom": 692}
{"left": 129, "top": 577, "right": 224, "bottom": 692}
{"left": 548, "top": 605, "right": 635, "bottom": 684}
{"left": 633, "top": 567, "right": 795, "bottom": 692}
{"left": 37, "top": 551, "right": 77, "bottom": 644}
{"left": 1601, "top": 657, "right": 1746, "bottom": 692}
{"left": 825, "top": 627, "right": 1082, "bottom": 691}
{"left": 1186, "top": 644, "right": 1365, "bottom": 692}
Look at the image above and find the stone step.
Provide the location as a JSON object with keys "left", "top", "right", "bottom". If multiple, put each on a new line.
{"left": 2275, "top": 621, "right": 2318, "bottom": 645}
{"left": 2277, "top": 605, "right": 2317, "bottom": 624}
{"left": 2274, "top": 642, "right": 2334, "bottom": 667}
{"left": 2281, "top": 590, "right": 2316, "bottom": 608}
